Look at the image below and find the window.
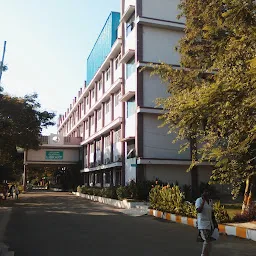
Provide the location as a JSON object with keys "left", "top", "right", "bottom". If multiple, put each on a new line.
{"left": 98, "top": 79, "right": 102, "bottom": 91}
{"left": 81, "top": 101, "right": 84, "bottom": 111}
{"left": 85, "top": 120, "right": 89, "bottom": 130}
{"left": 115, "top": 170, "right": 121, "bottom": 186}
{"left": 79, "top": 125, "right": 83, "bottom": 136}
{"left": 127, "top": 139, "right": 135, "bottom": 158}
{"left": 105, "top": 135, "right": 110, "bottom": 147}
{"left": 115, "top": 91, "right": 121, "bottom": 106}
{"left": 106, "top": 67, "right": 111, "bottom": 81}
{"left": 86, "top": 96, "right": 89, "bottom": 105}
{"left": 105, "top": 172, "right": 111, "bottom": 184}
{"left": 96, "top": 140, "right": 101, "bottom": 151}
{"left": 96, "top": 173, "right": 101, "bottom": 184}
{"left": 127, "top": 96, "right": 136, "bottom": 118}
{"left": 115, "top": 53, "right": 121, "bottom": 70}
{"left": 126, "top": 57, "right": 135, "bottom": 79}
{"left": 105, "top": 100, "right": 110, "bottom": 114}
{"left": 98, "top": 109, "right": 102, "bottom": 121}
{"left": 92, "top": 89, "right": 95, "bottom": 99}
{"left": 91, "top": 115, "right": 94, "bottom": 126}
{"left": 90, "top": 144, "right": 94, "bottom": 154}
{"left": 114, "top": 129, "right": 121, "bottom": 143}
{"left": 126, "top": 12, "right": 135, "bottom": 36}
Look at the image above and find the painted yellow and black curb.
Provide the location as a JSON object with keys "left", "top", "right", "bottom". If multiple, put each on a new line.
{"left": 148, "top": 209, "right": 256, "bottom": 242}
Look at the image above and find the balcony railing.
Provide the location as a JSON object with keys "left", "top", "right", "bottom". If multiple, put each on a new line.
{"left": 40, "top": 136, "right": 82, "bottom": 146}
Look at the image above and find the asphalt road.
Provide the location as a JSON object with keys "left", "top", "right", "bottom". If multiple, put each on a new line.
{"left": 3, "top": 192, "right": 256, "bottom": 256}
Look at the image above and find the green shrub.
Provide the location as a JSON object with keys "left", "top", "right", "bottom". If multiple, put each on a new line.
{"left": 77, "top": 186, "right": 82, "bottom": 193}
{"left": 149, "top": 184, "right": 230, "bottom": 223}
{"left": 181, "top": 202, "right": 197, "bottom": 218}
{"left": 127, "top": 180, "right": 137, "bottom": 199}
{"left": 213, "top": 201, "right": 230, "bottom": 223}
{"left": 116, "top": 186, "right": 129, "bottom": 200}
{"left": 79, "top": 186, "right": 118, "bottom": 199}
{"left": 149, "top": 185, "right": 184, "bottom": 214}
{"left": 136, "top": 181, "right": 154, "bottom": 200}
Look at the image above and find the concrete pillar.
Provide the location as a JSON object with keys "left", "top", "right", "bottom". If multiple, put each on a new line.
{"left": 23, "top": 165, "right": 27, "bottom": 192}
{"left": 110, "top": 130, "right": 114, "bottom": 163}
{"left": 111, "top": 94, "right": 115, "bottom": 121}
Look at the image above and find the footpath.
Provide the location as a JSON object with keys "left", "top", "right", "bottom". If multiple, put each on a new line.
{"left": 0, "top": 203, "right": 15, "bottom": 256}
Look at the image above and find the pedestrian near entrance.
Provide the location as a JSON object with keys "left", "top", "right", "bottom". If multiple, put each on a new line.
{"left": 195, "top": 188, "right": 218, "bottom": 256}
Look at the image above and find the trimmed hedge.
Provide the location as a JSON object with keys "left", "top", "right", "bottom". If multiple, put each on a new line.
{"left": 77, "top": 180, "right": 155, "bottom": 201}
{"left": 149, "top": 184, "right": 230, "bottom": 223}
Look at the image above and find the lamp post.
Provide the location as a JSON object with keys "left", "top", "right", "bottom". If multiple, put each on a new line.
{"left": 0, "top": 41, "right": 7, "bottom": 84}
{"left": 16, "top": 147, "right": 27, "bottom": 192}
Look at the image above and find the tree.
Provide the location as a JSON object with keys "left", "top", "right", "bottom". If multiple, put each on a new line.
{"left": 0, "top": 91, "right": 55, "bottom": 178}
{"left": 152, "top": 0, "right": 256, "bottom": 203}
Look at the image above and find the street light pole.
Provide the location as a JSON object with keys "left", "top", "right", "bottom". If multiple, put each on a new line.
{"left": 0, "top": 41, "right": 7, "bottom": 84}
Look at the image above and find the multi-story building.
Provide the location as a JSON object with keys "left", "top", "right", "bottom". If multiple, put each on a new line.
{"left": 57, "top": 0, "right": 212, "bottom": 189}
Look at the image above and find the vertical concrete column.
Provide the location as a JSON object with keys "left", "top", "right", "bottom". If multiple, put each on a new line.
{"left": 110, "top": 169, "right": 114, "bottom": 187}
{"left": 101, "top": 136, "right": 104, "bottom": 165}
{"left": 111, "top": 94, "right": 115, "bottom": 121}
{"left": 101, "top": 172, "right": 104, "bottom": 188}
{"left": 102, "top": 72, "right": 105, "bottom": 94}
{"left": 110, "top": 58, "right": 114, "bottom": 85}
{"left": 94, "top": 140, "right": 97, "bottom": 165}
{"left": 110, "top": 130, "right": 114, "bottom": 163}
{"left": 87, "top": 144, "right": 90, "bottom": 168}
{"left": 23, "top": 165, "right": 27, "bottom": 192}
{"left": 88, "top": 116, "right": 91, "bottom": 137}
{"left": 121, "top": 14, "right": 126, "bottom": 186}
{"left": 83, "top": 121, "right": 85, "bottom": 141}
{"left": 101, "top": 103, "right": 105, "bottom": 128}
{"left": 84, "top": 97, "right": 86, "bottom": 114}
{"left": 94, "top": 110, "right": 97, "bottom": 133}
{"left": 89, "top": 90, "right": 92, "bottom": 109}
{"left": 23, "top": 150, "right": 27, "bottom": 191}
{"left": 95, "top": 82, "right": 98, "bottom": 102}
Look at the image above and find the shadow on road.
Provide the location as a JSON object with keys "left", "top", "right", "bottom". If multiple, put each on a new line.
{"left": 3, "top": 192, "right": 256, "bottom": 256}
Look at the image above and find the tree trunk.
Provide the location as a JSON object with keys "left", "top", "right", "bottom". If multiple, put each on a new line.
{"left": 190, "top": 137, "right": 199, "bottom": 199}
{"left": 241, "top": 175, "right": 254, "bottom": 214}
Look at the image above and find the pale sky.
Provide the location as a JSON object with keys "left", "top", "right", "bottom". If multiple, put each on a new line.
{"left": 0, "top": 0, "right": 120, "bottom": 135}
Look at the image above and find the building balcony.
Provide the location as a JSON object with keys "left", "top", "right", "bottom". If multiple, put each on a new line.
{"left": 40, "top": 135, "right": 82, "bottom": 146}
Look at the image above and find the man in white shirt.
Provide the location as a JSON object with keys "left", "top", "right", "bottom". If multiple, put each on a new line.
{"left": 195, "top": 188, "right": 217, "bottom": 256}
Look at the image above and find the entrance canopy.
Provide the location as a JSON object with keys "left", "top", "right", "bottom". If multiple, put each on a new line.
{"left": 24, "top": 134, "right": 82, "bottom": 167}
{"left": 23, "top": 134, "right": 82, "bottom": 190}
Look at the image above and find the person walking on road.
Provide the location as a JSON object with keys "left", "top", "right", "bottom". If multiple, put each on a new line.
{"left": 3, "top": 183, "right": 8, "bottom": 200}
{"left": 9, "top": 185, "right": 15, "bottom": 199}
{"left": 195, "top": 188, "right": 218, "bottom": 256}
{"left": 15, "top": 186, "right": 19, "bottom": 199}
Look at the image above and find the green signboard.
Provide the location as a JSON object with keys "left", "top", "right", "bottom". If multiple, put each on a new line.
{"left": 45, "top": 151, "right": 63, "bottom": 160}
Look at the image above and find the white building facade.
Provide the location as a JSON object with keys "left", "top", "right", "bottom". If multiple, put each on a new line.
{"left": 57, "top": 0, "right": 212, "bottom": 189}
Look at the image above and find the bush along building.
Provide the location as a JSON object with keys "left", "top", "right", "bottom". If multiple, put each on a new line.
{"left": 57, "top": 0, "right": 214, "bottom": 194}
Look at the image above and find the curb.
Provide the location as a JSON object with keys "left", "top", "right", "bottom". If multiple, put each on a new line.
{"left": 148, "top": 209, "right": 256, "bottom": 242}
{"left": 72, "top": 192, "right": 148, "bottom": 209}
